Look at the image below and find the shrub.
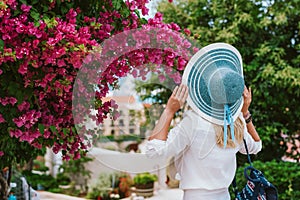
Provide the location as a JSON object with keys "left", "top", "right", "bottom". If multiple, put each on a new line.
{"left": 22, "top": 170, "right": 58, "bottom": 190}
{"left": 231, "top": 160, "right": 300, "bottom": 200}
{"left": 133, "top": 173, "right": 157, "bottom": 186}
{"left": 55, "top": 173, "right": 71, "bottom": 186}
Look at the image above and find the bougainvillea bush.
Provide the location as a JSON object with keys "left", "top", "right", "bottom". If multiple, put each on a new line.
{"left": 0, "top": 0, "right": 195, "bottom": 167}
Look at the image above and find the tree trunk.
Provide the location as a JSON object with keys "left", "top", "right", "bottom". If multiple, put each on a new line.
{"left": 0, "top": 172, "right": 8, "bottom": 200}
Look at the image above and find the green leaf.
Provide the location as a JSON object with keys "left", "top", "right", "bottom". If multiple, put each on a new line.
{"left": 50, "top": 125, "right": 57, "bottom": 133}
{"left": 0, "top": 39, "right": 4, "bottom": 52}
{"left": 19, "top": 0, "right": 27, "bottom": 4}
{"left": 60, "top": 6, "right": 68, "bottom": 15}
{"left": 38, "top": 124, "right": 45, "bottom": 135}
{"left": 42, "top": 5, "right": 49, "bottom": 12}
{"left": 31, "top": 0, "right": 39, "bottom": 5}
{"left": 30, "top": 10, "right": 40, "bottom": 21}
{"left": 63, "top": 128, "right": 68, "bottom": 136}
{"left": 12, "top": 9, "right": 21, "bottom": 17}
{"left": 120, "top": 6, "right": 130, "bottom": 18}
{"left": 112, "top": 0, "right": 122, "bottom": 10}
{"left": 34, "top": 21, "right": 40, "bottom": 27}
{"left": 121, "top": 9, "right": 130, "bottom": 18}
{"left": 71, "top": 127, "right": 76, "bottom": 134}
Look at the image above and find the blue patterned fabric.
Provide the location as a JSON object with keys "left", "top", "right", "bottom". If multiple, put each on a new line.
{"left": 235, "top": 166, "right": 278, "bottom": 200}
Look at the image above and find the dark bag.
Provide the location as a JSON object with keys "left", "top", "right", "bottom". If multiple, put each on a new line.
{"left": 232, "top": 139, "right": 278, "bottom": 200}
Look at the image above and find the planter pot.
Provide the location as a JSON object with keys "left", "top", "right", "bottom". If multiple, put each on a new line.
{"left": 134, "top": 182, "right": 154, "bottom": 197}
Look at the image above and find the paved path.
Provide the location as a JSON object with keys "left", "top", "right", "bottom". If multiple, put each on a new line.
{"left": 38, "top": 191, "right": 87, "bottom": 200}
{"left": 38, "top": 188, "right": 183, "bottom": 200}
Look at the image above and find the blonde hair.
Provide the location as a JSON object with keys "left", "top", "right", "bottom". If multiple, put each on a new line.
{"left": 214, "top": 117, "right": 244, "bottom": 148}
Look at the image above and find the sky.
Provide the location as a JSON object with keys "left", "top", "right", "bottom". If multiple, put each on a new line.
{"left": 146, "top": 0, "right": 160, "bottom": 18}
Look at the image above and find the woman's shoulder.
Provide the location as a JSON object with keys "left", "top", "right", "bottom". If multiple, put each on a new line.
{"left": 182, "top": 109, "right": 213, "bottom": 127}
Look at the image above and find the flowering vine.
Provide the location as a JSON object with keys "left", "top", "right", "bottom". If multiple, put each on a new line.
{"left": 0, "top": 0, "right": 196, "bottom": 164}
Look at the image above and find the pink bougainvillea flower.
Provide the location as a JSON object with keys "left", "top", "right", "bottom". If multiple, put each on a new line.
{"left": 63, "top": 154, "right": 70, "bottom": 161}
{"left": 172, "top": 72, "right": 182, "bottom": 84}
{"left": 177, "top": 57, "right": 187, "bottom": 71}
{"left": 57, "top": 59, "right": 66, "bottom": 67}
{"left": 8, "top": 97, "right": 17, "bottom": 105}
{"left": 20, "top": 4, "right": 32, "bottom": 12}
{"left": 0, "top": 151, "right": 4, "bottom": 157}
{"left": 13, "top": 116, "right": 26, "bottom": 127}
{"left": 18, "top": 101, "right": 30, "bottom": 111}
{"left": 112, "top": 110, "right": 120, "bottom": 120}
{"left": 18, "top": 62, "right": 28, "bottom": 75}
{"left": 141, "top": 7, "right": 149, "bottom": 16}
{"left": 184, "top": 28, "right": 191, "bottom": 36}
{"left": 0, "top": 98, "right": 8, "bottom": 106}
{"left": 158, "top": 74, "right": 166, "bottom": 82}
{"left": 16, "top": 24, "right": 25, "bottom": 33}
{"left": 31, "top": 142, "right": 42, "bottom": 149}
{"left": 74, "top": 152, "right": 81, "bottom": 160}
{"left": 20, "top": 131, "right": 38, "bottom": 143}
{"left": 9, "top": 129, "right": 23, "bottom": 138}
{"left": 32, "top": 39, "right": 40, "bottom": 48}
{"left": 43, "top": 130, "right": 51, "bottom": 139}
{"left": 0, "top": 114, "right": 5, "bottom": 123}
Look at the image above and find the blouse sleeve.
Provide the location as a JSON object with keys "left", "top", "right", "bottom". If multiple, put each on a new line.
{"left": 239, "top": 117, "right": 262, "bottom": 155}
{"left": 145, "top": 110, "right": 195, "bottom": 159}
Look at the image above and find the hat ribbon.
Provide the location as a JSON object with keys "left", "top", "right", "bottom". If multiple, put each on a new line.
{"left": 224, "top": 104, "right": 235, "bottom": 148}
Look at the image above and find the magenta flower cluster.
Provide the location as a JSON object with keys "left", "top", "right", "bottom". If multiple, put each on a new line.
{"left": 0, "top": 0, "right": 194, "bottom": 160}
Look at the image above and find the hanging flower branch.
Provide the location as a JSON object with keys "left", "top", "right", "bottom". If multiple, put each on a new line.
{"left": 0, "top": 0, "right": 196, "bottom": 162}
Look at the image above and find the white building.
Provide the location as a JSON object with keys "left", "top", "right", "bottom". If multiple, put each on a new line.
{"left": 102, "top": 95, "right": 144, "bottom": 136}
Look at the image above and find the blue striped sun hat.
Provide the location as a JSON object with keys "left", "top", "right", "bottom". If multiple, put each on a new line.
{"left": 182, "top": 43, "right": 245, "bottom": 147}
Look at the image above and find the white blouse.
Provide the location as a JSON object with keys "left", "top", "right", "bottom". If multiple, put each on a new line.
{"left": 146, "top": 110, "right": 262, "bottom": 199}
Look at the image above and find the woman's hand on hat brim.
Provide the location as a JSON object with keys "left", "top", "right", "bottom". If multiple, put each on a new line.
{"left": 165, "top": 84, "right": 189, "bottom": 115}
{"left": 242, "top": 86, "right": 252, "bottom": 115}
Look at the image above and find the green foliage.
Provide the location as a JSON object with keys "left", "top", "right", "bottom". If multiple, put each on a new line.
{"left": 22, "top": 170, "right": 58, "bottom": 190}
{"left": 86, "top": 173, "right": 112, "bottom": 199}
{"left": 158, "top": 0, "right": 300, "bottom": 161}
{"left": 87, "top": 172, "right": 132, "bottom": 199}
{"left": 55, "top": 173, "right": 71, "bottom": 186}
{"left": 135, "top": 73, "right": 174, "bottom": 104}
{"left": 0, "top": 137, "right": 43, "bottom": 169}
{"left": 231, "top": 160, "right": 300, "bottom": 200}
{"left": 133, "top": 172, "right": 157, "bottom": 185}
{"left": 32, "top": 159, "right": 49, "bottom": 172}
{"left": 59, "top": 155, "right": 93, "bottom": 190}
{"left": 60, "top": 156, "right": 93, "bottom": 175}
{"left": 47, "top": 187, "right": 64, "bottom": 193}
{"left": 0, "top": 67, "right": 44, "bottom": 169}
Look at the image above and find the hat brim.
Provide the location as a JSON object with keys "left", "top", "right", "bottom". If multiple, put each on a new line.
{"left": 182, "top": 43, "right": 244, "bottom": 125}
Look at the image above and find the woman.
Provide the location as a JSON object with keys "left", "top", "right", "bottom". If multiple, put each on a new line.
{"left": 146, "top": 43, "right": 262, "bottom": 200}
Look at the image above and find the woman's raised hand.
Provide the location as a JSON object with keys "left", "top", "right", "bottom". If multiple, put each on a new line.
{"left": 165, "top": 84, "right": 189, "bottom": 114}
{"left": 242, "top": 86, "right": 252, "bottom": 115}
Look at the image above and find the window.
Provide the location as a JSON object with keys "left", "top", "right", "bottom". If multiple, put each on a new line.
{"left": 129, "top": 119, "right": 135, "bottom": 126}
{"left": 129, "top": 110, "right": 135, "bottom": 117}
{"left": 129, "top": 129, "right": 135, "bottom": 134}
{"left": 119, "top": 119, "right": 124, "bottom": 126}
